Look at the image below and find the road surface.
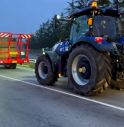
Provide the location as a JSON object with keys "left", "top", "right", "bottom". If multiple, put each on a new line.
{"left": 0, "top": 66, "right": 124, "bottom": 127}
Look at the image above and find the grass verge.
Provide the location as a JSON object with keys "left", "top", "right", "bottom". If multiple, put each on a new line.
{"left": 18, "top": 62, "right": 35, "bottom": 69}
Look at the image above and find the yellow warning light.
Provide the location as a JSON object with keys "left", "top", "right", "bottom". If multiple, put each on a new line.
{"left": 87, "top": 18, "right": 93, "bottom": 26}
{"left": 91, "top": 1, "right": 97, "bottom": 8}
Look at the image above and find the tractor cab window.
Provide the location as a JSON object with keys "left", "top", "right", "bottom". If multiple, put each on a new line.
{"left": 93, "top": 16, "right": 123, "bottom": 40}
{"left": 70, "top": 16, "right": 89, "bottom": 43}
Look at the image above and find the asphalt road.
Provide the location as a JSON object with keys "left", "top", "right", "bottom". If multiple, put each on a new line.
{"left": 0, "top": 66, "right": 124, "bottom": 127}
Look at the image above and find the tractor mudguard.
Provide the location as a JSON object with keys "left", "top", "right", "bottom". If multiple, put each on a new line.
{"left": 71, "top": 37, "right": 117, "bottom": 52}
{"left": 42, "top": 50, "right": 59, "bottom": 72}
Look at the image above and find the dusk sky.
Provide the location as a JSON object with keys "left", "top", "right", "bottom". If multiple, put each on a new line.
{"left": 0, "top": 0, "right": 69, "bottom": 34}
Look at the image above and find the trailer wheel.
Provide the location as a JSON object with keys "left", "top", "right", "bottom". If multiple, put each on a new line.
{"left": 35, "top": 55, "right": 57, "bottom": 86}
{"left": 4, "top": 63, "right": 17, "bottom": 69}
{"left": 67, "top": 44, "right": 111, "bottom": 96}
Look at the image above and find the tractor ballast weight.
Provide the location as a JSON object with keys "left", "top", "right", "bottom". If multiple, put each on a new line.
{"left": 35, "top": 0, "right": 124, "bottom": 95}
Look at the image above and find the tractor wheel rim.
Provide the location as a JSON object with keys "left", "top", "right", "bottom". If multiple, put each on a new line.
{"left": 72, "top": 55, "right": 91, "bottom": 86}
{"left": 38, "top": 62, "right": 48, "bottom": 79}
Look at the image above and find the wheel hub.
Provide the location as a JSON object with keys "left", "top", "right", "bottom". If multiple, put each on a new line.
{"left": 38, "top": 62, "right": 48, "bottom": 79}
{"left": 72, "top": 55, "right": 91, "bottom": 86}
{"left": 78, "top": 67, "right": 87, "bottom": 73}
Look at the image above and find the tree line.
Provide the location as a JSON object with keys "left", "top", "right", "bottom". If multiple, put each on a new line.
{"left": 30, "top": 0, "right": 123, "bottom": 49}
{"left": 30, "top": 0, "right": 78, "bottom": 49}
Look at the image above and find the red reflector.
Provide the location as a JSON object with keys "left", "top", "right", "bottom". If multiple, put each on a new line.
{"left": 95, "top": 37, "right": 103, "bottom": 43}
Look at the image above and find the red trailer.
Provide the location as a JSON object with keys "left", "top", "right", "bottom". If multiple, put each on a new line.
{"left": 0, "top": 32, "right": 32, "bottom": 69}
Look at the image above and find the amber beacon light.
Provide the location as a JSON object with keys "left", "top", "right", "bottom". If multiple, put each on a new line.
{"left": 91, "top": 1, "right": 98, "bottom": 8}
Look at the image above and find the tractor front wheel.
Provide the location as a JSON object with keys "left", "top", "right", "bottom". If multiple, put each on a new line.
{"left": 35, "top": 55, "right": 57, "bottom": 86}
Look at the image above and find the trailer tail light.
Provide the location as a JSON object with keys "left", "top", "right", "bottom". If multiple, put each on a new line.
{"left": 95, "top": 37, "right": 103, "bottom": 44}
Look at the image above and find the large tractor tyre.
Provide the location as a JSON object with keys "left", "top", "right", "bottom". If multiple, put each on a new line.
{"left": 4, "top": 63, "right": 17, "bottom": 69}
{"left": 67, "top": 44, "right": 111, "bottom": 96}
{"left": 35, "top": 55, "right": 57, "bottom": 86}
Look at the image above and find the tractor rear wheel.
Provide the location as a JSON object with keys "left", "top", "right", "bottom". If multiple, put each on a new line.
{"left": 67, "top": 44, "right": 111, "bottom": 96}
{"left": 35, "top": 55, "right": 57, "bottom": 86}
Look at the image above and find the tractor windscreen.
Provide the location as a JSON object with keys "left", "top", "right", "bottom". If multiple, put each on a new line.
{"left": 93, "top": 16, "right": 123, "bottom": 40}
{"left": 70, "top": 16, "right": 89, "bottom": 43}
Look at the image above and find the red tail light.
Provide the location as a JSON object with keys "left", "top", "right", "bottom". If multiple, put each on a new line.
{"left": 95, "top": 37, "right": 103, "bottom": 44}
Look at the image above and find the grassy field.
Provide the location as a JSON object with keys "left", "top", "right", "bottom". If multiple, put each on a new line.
{"left": 18, "top": 62, "right": 35, "bottom": 69}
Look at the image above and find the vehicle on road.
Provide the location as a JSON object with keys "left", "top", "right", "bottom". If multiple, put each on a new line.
{"left": 35, "top": 0, "right": 124, "bottom": 95}
{"left": 0, "top": 32, "right": 32, "bottom": 69}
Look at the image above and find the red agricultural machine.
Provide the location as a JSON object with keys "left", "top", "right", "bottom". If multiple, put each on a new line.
{"left": 0, "top": 32, "right": 32, "bottom": 69}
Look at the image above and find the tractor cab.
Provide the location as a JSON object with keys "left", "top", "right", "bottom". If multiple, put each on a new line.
{"left": 70, "top": 14, "right": 124, "bottom": 43}
{"left": 69, "top": 0, "right": 124, "bottom": 45}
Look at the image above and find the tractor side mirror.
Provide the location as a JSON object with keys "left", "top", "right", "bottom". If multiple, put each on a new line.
{"left": 53, "top": 14, "right": 72, "bottom": 29}
{"left": 56, "top": 15, "right": 61, "bottom": 20}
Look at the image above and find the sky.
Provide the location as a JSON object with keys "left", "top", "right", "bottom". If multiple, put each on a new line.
{"left": 0, "top": 0, "right": 69, "bottom": 34}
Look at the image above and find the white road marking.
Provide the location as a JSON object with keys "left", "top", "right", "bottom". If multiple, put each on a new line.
{"left": 0, "top": 74, "right": 124, "bottom": 112}
{"left": 17, "top": 66, "right": 34, "bottom": 72}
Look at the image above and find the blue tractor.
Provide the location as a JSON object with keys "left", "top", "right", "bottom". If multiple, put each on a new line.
{"left": 35, "top": 0, "right": 124, "bottom": 95}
